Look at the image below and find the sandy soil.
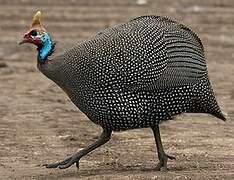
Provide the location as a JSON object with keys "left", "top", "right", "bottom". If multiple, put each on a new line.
{"left": 0, "top": 0, "right": 234, "bottom": 179}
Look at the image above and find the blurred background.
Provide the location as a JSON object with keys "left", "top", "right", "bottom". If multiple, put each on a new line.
{"left": 0, "top": 0, "right": 233, "bottom": 179}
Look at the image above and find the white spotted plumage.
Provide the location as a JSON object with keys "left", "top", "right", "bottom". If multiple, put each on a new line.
{"left": 39, "top": 15, "right": 225, "bottom": 131}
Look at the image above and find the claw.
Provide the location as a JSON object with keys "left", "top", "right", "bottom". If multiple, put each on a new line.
{"left": 155, "top": 153, "right": 175, "bottom": 171}
{"left": 76, "top": 162, "right": 79, "bottom": 169}
{"left": 43, "top": 155, "right": 80, "bottom": 169}
{"left": 167, "top": 154, "right": 176, "bottom": 160}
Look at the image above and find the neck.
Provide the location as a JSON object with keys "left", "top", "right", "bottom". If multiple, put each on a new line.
{"left": 37, "top": 33, "right": 55, "bottom": 63}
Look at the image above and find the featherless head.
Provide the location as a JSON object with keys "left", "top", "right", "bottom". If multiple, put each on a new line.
{"left": 19, "top": 11, "right": 46, "bottom": 46}
{"left": 19, "top": 11, "right": 55, "bottom": 62}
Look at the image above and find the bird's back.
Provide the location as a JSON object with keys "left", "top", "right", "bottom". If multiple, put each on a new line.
{"left": 65, "top": 16, "right": 206, "bottom": 90}
{"left": 45, "top": 16, "right": 225, "bottom": 131}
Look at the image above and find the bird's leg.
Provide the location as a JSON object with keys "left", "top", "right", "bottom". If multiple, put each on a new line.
{"left": 44, "top": 129, "right": 112, "bottom": 169}
{"left": 151, "top": 125, "right": 175, "bottom": 171}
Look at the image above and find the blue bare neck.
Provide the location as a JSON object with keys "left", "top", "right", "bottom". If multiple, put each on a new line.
{"left": 37, "top": 33, "right": 55, "bottom": 63}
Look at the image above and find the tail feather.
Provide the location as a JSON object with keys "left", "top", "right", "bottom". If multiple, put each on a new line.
{"left": 212, "top": 110, "right": 227, "bottom": 121}
{"left": 193, "top": 78, "right": 226, "bottom": 121}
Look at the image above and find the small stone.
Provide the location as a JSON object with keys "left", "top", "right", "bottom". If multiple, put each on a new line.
{"left": 136, "top": 0, "right": 147, "bottom": 5}
{"left": 0, "top": 62, "right": 7, "bottom": 68}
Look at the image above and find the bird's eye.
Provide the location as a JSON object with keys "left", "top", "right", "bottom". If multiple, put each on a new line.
{"left": 30, "top": 30, "right": 38, "bottom": 36}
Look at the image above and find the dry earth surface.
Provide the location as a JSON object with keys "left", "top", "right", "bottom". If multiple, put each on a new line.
{"left": 0, "top": 0, "right": 234, "bottom": 179}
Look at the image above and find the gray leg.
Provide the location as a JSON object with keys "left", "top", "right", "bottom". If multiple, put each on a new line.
{"left": 44, "top": 129, "right": 112, "bottom": 169}
{"left": 151, "top": 125, "right": 175, "bottom": 171}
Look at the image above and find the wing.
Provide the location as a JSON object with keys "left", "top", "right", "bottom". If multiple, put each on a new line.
{"left": 73, "top": 16, "right": 207, "bottom": 92}
{"left": 120, "top": 16, "right": 207, "bottom": 91}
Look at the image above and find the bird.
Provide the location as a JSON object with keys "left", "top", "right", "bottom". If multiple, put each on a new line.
{"left": 19, "top": 11, "right": 226, "bottom": 171}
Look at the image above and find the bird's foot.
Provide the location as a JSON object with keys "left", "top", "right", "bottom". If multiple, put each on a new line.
{"left": 155, "top": 153, "right": 175, "bottom": 171}
{"left": 43, "top": 154, "right": 80, "bottom": 169}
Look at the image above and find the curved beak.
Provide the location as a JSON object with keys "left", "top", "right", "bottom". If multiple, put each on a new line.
{"left": 18, "top": 38, "right": 28, "bottom": 45}
{"left": 18, "top": 34, "right": 32, "bottom": 45}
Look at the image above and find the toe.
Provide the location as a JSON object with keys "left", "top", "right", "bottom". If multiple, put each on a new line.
{"left": 155, "top": 162, "right": 163, "bottom": 171}
{"left": 44, "top": 162, "right": 60, "bottom": 168}
{"left": 58, "top": 162, "right": 73, "bottom": 169}
{"left": 160, "top": 167, "right": 168, "bottom": 172}
{"left": 58, "top": 158, "right": 79, "bottom": 169}
{"left": 76, "top": 162, "right": 79, "bottom": 169}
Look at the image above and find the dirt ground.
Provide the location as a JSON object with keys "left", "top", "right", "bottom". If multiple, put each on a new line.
{"left": 0, "top": 0, "right": 234, "bottom": 179}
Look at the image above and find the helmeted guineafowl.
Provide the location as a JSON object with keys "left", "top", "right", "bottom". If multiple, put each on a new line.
{"left": 19, "top": 11, "right": 226, "bottom": 171}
